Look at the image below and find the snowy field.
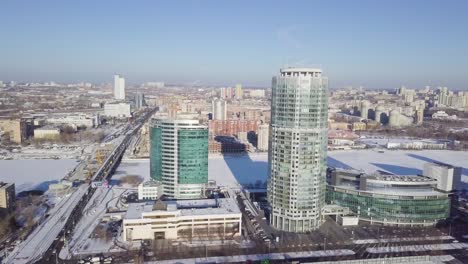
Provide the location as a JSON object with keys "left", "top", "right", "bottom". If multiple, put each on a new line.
{"left": 114, "top": 150, "right": 468, "bottom": 189}
{"left": 0, "top": 159, "right": 80, "bottom": 193}
{"left": 113, "top": 159, "right": 150, "bottom": 182}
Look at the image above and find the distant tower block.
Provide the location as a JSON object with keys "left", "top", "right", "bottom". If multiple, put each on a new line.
{"left": 114, "top": 74, "right": 126, "bottom": 100}
{"left": 375, "top": 105, "right": 385, "bottom": 123}
{"left": 360, "top": 100, "right": 369, "bottom": 120}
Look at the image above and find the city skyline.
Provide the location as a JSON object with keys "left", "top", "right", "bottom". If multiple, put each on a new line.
{"left": 1, "top": 0, "right": 468, "bottom": 89}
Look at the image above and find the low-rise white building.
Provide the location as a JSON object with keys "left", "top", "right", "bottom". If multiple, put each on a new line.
{"left": 46, "top": 114, "right": 98, "bottom": 128}
{"left": 432, "top": 111, "right": 457, "bottom": 120}
{"left": 138, "top": 181, "right": 161, "bottom": 201}
{"left": 122, "top": 198, "right": 241, "bottom": 241}
{"left": 423, "top": 162, "right": 462, "bottom": 192}
{"left": 104, "top": 102, "right": 131, "bottom": 118}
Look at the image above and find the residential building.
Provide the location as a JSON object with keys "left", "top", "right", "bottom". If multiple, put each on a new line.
{"left": 150, "top": 118, "right": 208, "bottom": 199}
{"left": 135, "top": 92, "right": 145, "bottom": 109}
{"left": 0, "top": 118, "right": 30, "bottom": 144}
{"left": 268, "top": 67, "right": 328, "bottom": 232}
{"left": 360, "top": 100, "right": 369, "bottom": 120}
{"left": 235, "top": 84, "right": 243, "bottom": 99}
{"left": 211, "top": 99, "right": 227, "bottom": 120}
{"left": 122, "top": 198, "right": 241, "bottom": 241}
{"left": 423, "top": 162, "right": 462, "bottom": 192}
{"left": 249, "top": 89, "right": 266, "bottom": 98}
{"left": 256, "top": 123, "right": 269, "bottom": 151}
{"left": 208, "top": 120, "right": 258, "bottom": 136}
{"left": 0, "top": 182, "right": 15, "bottom": 212}
{"left": 114, "top": 74, "right": 126, "bottom": 100}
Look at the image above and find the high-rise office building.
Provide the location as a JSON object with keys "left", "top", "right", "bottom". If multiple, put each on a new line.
{"left": 114, "top": 74, "right": 126, "bottom": 100}
{"left": 257, "top": 123, "right": 269, "bottom": 151}
{"left": 211, "top": 99, "right": 227, "bottom": 120}
{"left": 268, "top": 67, "right": 328, "bottom": 232}
{"left": 235, "top": 84, "right": 243, "bottom": 100}
{"left": 150, "top": 118, "right": 208, "bottom": 199}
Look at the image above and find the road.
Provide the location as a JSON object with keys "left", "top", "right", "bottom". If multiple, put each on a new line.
{"left": 2, "top": 108, "right": 155, "bottom": 264}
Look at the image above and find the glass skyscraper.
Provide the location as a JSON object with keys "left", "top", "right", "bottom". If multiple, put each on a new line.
{"left": 268, "top": 68, "right": 328, "bottom": 232}
{"left": 150, "top": 118, "right": 208, "bottom": 199}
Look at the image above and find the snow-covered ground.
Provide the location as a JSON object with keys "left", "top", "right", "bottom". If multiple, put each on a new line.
{"left": 113, "top": 150, "right": 468, "bottom": 189}
{"left": 0, "top": 159, "right": 80, "bottom": 193}
{"left": 112, "top": 159, "right": 150, "bottom": 182}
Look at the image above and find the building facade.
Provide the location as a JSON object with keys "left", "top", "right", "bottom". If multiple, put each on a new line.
{"left": 138, "top": 181, "right": 162, "bottom": 201}
{"left": 34, "top": 126, "right": 60, "bottom": 139}
{"left": 104, "top": 102, "right": 131, "bottom": 118}
{"left": 114, "top": 74, "right": 126, "bottom": 100}
{"left": 211, "top": 99, "right": 227, "bottom": 120}
{"left": 257, "top": 123, "right": 269, "bottom": 151}
{"left": 268, "top": 68, "right": 329, "bottom": 232}
{"left": 150, "top": 119, "right": 208, "bottom": 199}
{"left": 423, "top": 162, "right": 462, "bottom": 192}
{"left": 0, "top": 182, "right": 15, "bottom": 212}
{"left": 0, "top": 119, "right": 30, "bottom": 144}
{"left": 122, "top": 198, "right": 241, "bottom": 241}
{"left": 326, "top": 169, "right": 450, "bottom": 226}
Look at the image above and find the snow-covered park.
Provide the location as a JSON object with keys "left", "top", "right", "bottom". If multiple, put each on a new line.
{"left": 0, "top": 159, "right": 80, "bottom": 193}
{"left": 114, "top": 149, "right": 468, "bottom": 189}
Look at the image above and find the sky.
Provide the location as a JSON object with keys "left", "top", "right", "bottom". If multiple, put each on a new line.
{"left": 1, "top": 0, "right": 468, "bottom": 89}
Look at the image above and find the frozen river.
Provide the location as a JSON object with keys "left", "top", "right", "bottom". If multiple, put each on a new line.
{"left": 0, "top": 159, "right": 80, "bottom": 193}
{"left": 114, "top": 149, "right": 468, "bottom": 189}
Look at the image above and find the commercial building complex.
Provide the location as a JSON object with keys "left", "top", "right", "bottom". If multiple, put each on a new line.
{"left": 122, "top": 198, "right": 241, "bottom": 241}
{"left": 326, "top": 169, "right": 450, "bottom": 226}
{"left": 113, "top": 74, "right": 126, "bottom": 100}
{"left": 268, "top": 67, "right": 329, "bottom": 232}
{"left": 423, "top": 162, "right": 462, "bottom": 192}
{"left": 0, "top": 182, "right": 15, "bottom": 212}
{"left": 150, "top": 118, "right": 208, "bottom": 199}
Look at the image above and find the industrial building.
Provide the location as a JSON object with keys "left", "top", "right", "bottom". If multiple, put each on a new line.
{"left": 326, "top": 169, "right": 450, "bottom": 226}
{"left": 122, "top": 198, "right": 241, "bottom": 241}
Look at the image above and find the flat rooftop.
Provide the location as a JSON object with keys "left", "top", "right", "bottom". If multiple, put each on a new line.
{"left": 125, "top": 198, "right": 241, "bottom": 220}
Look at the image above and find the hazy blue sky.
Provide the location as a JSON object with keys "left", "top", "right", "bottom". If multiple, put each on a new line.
{"left": 1, "top": 0, "right": 467, "bottom": 89}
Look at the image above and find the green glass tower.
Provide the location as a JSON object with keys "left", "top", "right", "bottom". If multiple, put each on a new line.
{"left": 150, "top": 119, "right": 208, "bottom": 199}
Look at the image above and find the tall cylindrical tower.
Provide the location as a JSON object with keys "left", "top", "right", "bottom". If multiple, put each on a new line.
{"left": 268, "top": 67, "right": 328, "bottom": 232}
